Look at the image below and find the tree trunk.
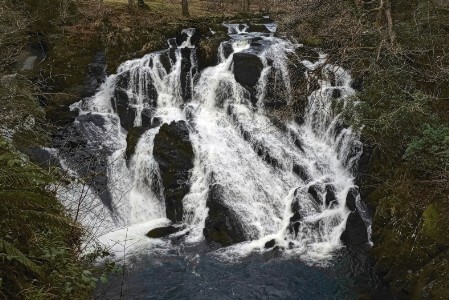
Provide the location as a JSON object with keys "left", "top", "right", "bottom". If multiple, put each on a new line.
{"left": 384, "top": 2, "right": 395, "bottom": 44}
{"left": 182, "top": 0, "right": 190, "bottom": 17}
{"left": 99, "top": 0, "right": 103, "bottom": 15}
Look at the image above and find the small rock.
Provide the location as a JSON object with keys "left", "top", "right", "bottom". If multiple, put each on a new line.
{"left": 146, "top": 225, "right": 185, "bottom": 238}
{"left": 265, "top": 239, "right": 276, "bottom": 249}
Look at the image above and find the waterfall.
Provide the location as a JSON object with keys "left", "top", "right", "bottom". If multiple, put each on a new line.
{"left": 61, "top": 23, "right": 365, "bottom": 261}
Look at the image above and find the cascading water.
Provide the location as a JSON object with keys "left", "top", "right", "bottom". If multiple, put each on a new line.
{"left": 60, "top": 22, "right": 367, "bottom": 262}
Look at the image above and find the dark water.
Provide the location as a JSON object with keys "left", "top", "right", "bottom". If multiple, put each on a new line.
{"left": 96, "top": 244, "right": 397, "bottom": 300}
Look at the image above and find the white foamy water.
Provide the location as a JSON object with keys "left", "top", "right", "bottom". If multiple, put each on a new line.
{"left": 60, "top": 24, "right": 364, "bottom": 262}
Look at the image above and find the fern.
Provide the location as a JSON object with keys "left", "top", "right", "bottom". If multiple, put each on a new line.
{"left": 0, "top": 239, "right": 43, "bottom": 278}
{"left": 23, "top": 210, "right": 73, "bottom": 229}
{"left": 0, "top": 190, "right": 59, "bottom": 210}
{"left": 0, "top": 167, "right": 32, "bottom": 187}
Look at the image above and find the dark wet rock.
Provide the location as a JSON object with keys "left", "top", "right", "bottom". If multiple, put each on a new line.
{"left": 175, "top": 29, "right": 201, "bottom": 47}
{"left": 340, "top": 210, "right": 368, "bottom": 246}
{"left": 141, "top": 108, "right": 154, "bottom": 128}
{"left": 111, "top": 71, "right": 135, "bottom": 130}
{"left": 288, "top": 130, "right": 305, "bottom": 152}
{"left": 45, "top": 105, "right": 78, "bottom": 126}
{"left": 221, "top": 42, "right": 234, "bottom": 59}
{"left": 293, "top": 164, "right": 310, "bottom": 182}
{"left": 290, "top": 211, "right": 302, "bottom": 223}
{"left": 125, "top": 127, "right": 146, "bottom": 161}
{"left": 167, "top": 38, "right": 177, "bottom": 48}
{"left": 294, "top": 138, "right": 305, "bottom": 152}
{"left": 151, "top": 117, "right": 163, "bottom": 128}
{"left": 329, "top": 71, "right": 337, "bottom": 87}
{"left": 351, "top": 77, "right": 364, "bottom": 92}
{"left": 248, "top": 24, "right": 271, "bottom": 33}
{"left": 82, "top": 51, "right": 106, "bottom": 98}
{"left": 333, "top": 122, "right": 347, "bottom": 138}
{"left": 146, "top": 225, "right": 185, "bottom": 238}
{"left": 153, "top": 121, "right": 194, "bottom": 223}
{"left": 25, "top": 147, "right": 59, "bottom": 168}
{"left": 346, "top": 187, "right": 359, "bottom": 211}
{"left": 289, "top": 199, "right": 303, "bottom": 237}
{"left": 159, "top": 50, "right": 172, "bottom": 73}
{"left": 291, "top": 197, "right": 301, "bottom": 212}
{"left": 262, "top": 66, "right": 289, "bottom": 109}
{"left": 332, "top": 88, "right": 342, "bottom": 98}
{"left": 354, "top": 138, "right": 373, "bottom": 192}
{"left": 203, "top": 184, "right": 247, "bottom": 247}
{"left": 308, "top": 185, "right": 321, "bottom": 205}
{"left": 236, "top": 125, "right": 279, "bottom": 168}
{"left": 253, "top": 142, "right": 279, "bottom": 168}
{"left": 265, "top": 239, "right": 276, "bottom": 249}
{"left": 294, "top": 116, "right": 305, "bottom": 126}
{"left": 196, "top": 34, "right": 228, "bottom": 69}
{"left": 325, "top": 185, "right": 336, "bottom": 207}
{"left": 233, "top": 52, "right": 264, "bottom": 104}
{"left": 179, "top": 47, "right": 195, "bottom": 101}
{"left": 110, "top": 70, "right": 158, "bottom": 130}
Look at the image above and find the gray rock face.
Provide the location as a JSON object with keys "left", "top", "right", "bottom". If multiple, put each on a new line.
{"left": 153, "top": 121, "right": 194, "bottom": 223}
{"left": 203, "top": 184, "right": 248, "bottom": 247}
{"left": 52, "top": 113, "right": 114, "bottom": 210}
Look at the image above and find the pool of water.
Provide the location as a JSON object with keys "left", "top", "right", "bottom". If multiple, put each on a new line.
{"left": 95, "top": 244, "right": 396, "bottom": 299}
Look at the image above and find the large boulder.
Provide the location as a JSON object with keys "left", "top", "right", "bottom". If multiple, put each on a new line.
{"left": 153, "top": 121, "right": 194, "bottom": 223}
{"left": 203, "top": 184, "right": 247, "bottom": 247}
{"left": 233, "top": 52, "right": 264, "bottom": 104}
{"left": 340, "top": 210, "right": 368, "bottom": 247}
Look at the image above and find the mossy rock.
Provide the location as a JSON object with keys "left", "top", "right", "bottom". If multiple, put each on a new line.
{"left": 197, "top": 34, "right": 227, "bottom": 69}
{"left": 302, "top": 36, "right": 323, "bottom": 48}
{"left": 421, "top": 203, "right": 449, "bottom": 245}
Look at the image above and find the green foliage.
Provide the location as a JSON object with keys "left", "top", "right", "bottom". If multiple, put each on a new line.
{"left": 404, "top": 124, "right": 449, "bottom": 174}
{"left": 0, "top": 138, "right": 102, "bottom": 299}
